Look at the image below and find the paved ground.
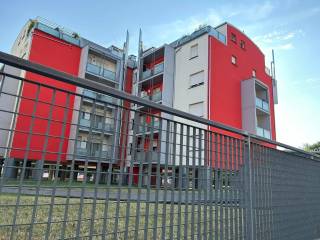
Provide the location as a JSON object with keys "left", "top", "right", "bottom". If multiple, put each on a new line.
{"left": 1, "top": 186, "right": 240, "bottom": 204}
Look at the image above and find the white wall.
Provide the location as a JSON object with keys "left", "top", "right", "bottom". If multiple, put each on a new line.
{"left": 173, "top": 33, "right": 209, "bottom": 127}
{"left": 173, "top": 34, "right": 209, "bottom": 166}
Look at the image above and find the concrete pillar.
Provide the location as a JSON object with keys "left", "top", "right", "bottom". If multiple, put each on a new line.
{"left": 0, "top": 158, "right": 4, "bottom": 177}
{"left": 25, "top": 161, "right": 32, "bottom": 179}
{"left": 32, "top": 160, "right": 43, "bottom": 181}
{"left": 58, "top": 165, "right": 67, "bottom": 181}
{"left": 197, "top": 167, "right": 212, "bottom": 190}
{"left": 3, "top": 158, "right": 18, "bottom": 179}
{"left": 48, "top": 165, "right": 54, "bottom": 180}
{"left": 73, "top": 164, "right": 79, "bottom": 181}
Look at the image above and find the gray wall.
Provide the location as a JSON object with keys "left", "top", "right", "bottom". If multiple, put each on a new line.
{"left": 0, "top": 66, "right": 22, "bottom": 157}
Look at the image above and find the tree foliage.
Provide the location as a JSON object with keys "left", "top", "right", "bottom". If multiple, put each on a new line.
{"left": 303, "top": 141, "right": 320, "bottom": 152}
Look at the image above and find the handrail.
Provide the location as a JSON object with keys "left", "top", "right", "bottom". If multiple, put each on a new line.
{"left": 0, "top": 51, "right": 319, "bottom": 160}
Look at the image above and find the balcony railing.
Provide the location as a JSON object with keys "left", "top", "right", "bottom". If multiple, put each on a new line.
{"left": 137, "top": 121, "right": 160, "bottom": 133}
{"left": 83, "top": 90, "right": 115, "bottom": 105}
{"left": 152, "top": 91, "right": 162, "bottom": 102}
{"left": 141, "top": 62, "right": 164, "bottom": 80}
{"left": 93, "top": 121, "right": 114, "bottom": 132}
{"left": 86, "top": 63, "right": 117, "bottom": 82}
{"left": 256, "top": 97, "right": 269, "bottom": 112}
{"left": 80, "top": 118, "right": 91, "bottom": 128}
{"left": 136, "top": 151, "right": 159, "bottom": 163}
{"left": 76, "top": 144, "right": 112, "bottom": 159}
{"left": 256, "top": 126, "right": 271, "bottom": 139}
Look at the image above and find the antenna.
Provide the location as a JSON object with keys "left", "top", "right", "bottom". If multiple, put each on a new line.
{"left": 271, "top": 49, "right": 278, "bottom": 104}
{"left": 121, "top": 30, "right": 129, "bottom": 92}
{"left": 271, "top": 49, "right": 276, "bottom": 80}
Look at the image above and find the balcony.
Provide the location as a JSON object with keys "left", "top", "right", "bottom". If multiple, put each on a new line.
{"left": 136, "top": 151, "right": 159, "bottom": 163}
{"left": 140, "top": 92, "right": 150, "bottom": 100}
{"left": 76, "top": 147, "right": 87, "bottom": 157}
{"left": 256, "top": 127, "right": 271, "bottom": 139}
{"left": 93, "top": 121, "right": 114, "bottom": 132}
{"left": 83, "top": 90, "right": 115, "bottom": 105}
{"left": 151, "top": 91, "right": 162, "bottom": 102}
{"left": 137, "top": 121, "right": 160, "bottom": 134}
{"left": 76, "top": 143, "right": 112, "bottom": 159}
{"left": 86, "top": 63, "right": 117, "bottom": 82}
{"left": 80, "top": 118, "right": 90, "bottom": 128}
{"left": 256, "top": 97, "right": 269, "bottom": 112}
{"left": 142, "top": 62, "right": 164, "bottom": 80}
{"left": 138, "top": 124, "right": 148, "bottom": 133}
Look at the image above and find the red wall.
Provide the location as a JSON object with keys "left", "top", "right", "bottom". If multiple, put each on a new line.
{"left": 208, "top": 25, "right": 276, "bottom": 140}
{"left": 118, "top": 67, "right": 134, "bottom": 165}
{"left": 10, "top": 29, "right": 81, "bottom": 162}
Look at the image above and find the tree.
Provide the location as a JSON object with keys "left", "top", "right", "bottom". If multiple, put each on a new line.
{"left": 303, "top": 141, "right": 320, "bottom": 152}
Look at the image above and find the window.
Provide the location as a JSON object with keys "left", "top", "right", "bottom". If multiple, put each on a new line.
{"left": 190, "top": 44, "right": 198, "bottom": 59}
{"left": 77, "top": 136, "right": 87, "bottom": 149}
{"left": 231, "top": 33, "right": 237, "bottom": 43}
{"left": 189, "top": 102, "right": 204, "bottom": 117}
{"left": 252, "top": 69, "right": 256, "bottom": 77}
{"left": 189, "top": 71, "right": 204, "bottom": 88}
{"left": 240, "top": 40, "right": 246, "bottom": 49}
{"left": 231, "top": 55, "right": 237, "bottom": 65}
{"left": 81, "top": 112, "right": 91, "bottom": 120}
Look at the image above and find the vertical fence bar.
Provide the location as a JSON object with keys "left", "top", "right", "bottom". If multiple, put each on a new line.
{"left": 143, "top": 115, "right": 156, "bottom": 240}
{"left": 244, "top": 136, "right": 254, "bottom": 240}
{"left": 169, "top": 121, "right": 177, "bottom": 239}
{"left": 177, "top": 123, "right": 183, "bottom": 240}
{"left": 184, "top": 125, "right": 190, "bottom": 240}
{"left": 161, "top": 119, "right": 170, "bottom": 240}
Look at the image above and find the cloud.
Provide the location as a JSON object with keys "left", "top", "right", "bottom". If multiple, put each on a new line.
{"left": 276, "top": 43, "right": 294, "bottom": 50}
{"left": 253, "top": 29, "right": 303, "bottom": 44}
{"left": 143, "top": 9, "right": 223, "bottom": 48}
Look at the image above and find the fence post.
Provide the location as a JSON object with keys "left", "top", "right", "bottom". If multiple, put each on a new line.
{"left": 244, "top": 135, "right": 254, "bottom": 240}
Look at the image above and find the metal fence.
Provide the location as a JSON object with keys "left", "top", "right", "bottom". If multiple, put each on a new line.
{"left": 0, "top": 51, "right": 320, "bottom": 240}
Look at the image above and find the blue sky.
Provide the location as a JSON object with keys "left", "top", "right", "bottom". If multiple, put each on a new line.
{"left": 1, "top": 0, "right": 319, "bottom": 147}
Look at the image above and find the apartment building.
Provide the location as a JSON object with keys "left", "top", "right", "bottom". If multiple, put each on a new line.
{"left": 0, "top": 18, "right": 135, "bottom": 180}
{"left": 0, "top": 19, "right": 278, "bottom": 185}
{"left": 129, "top": 23, "right": 278, "bottom": 184}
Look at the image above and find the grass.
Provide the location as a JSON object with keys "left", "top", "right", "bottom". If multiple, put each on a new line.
{"left": 0, "top": 192, "right": 243, "bottom": 240}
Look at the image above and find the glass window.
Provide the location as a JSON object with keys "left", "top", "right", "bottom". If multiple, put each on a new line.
{"left": 189, "top": 102, "right": 204, "bottom": 117}
{"left": 189, "top": 71, "right": 204, "bottom": 88}
{"left": 190, "top": 44, "right": 198, "bottom": 59}
{"left": 231, "top": 33, "right": 237, "bottom": 43}
{"left": 84, "top": 112, "right": 90, "bottom": 120}
{"left": 252, "top": 69, "right": 256, "bottom": 77}
{"left": 240, "top": 40, "right": 246, "bottom": 49}
{"left": 231, "top": 55, "right": 237, "bottom": 65}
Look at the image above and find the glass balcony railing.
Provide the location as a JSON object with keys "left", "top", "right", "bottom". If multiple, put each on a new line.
{"left": 76, "top": 147, "right": 87, "bottom": 156}
{"left": 83, "top": 90, "right": 96, "bottom": 99}
{"left": 141, "top": 93, "right": 150, "bottom": 100}
{"left": 138, "top": 124, "right": 148, "bottom": 133}
{"left": 80, "top": 118, "right": 90, "bottom": 128}
{"left": 256, "top": 97, "right": 269, "bottom": 112}
{"left": 97, "top": 93, "right": 114, "bottom": 104}
{"left": 142, "top": 69, "right": 152, "bottom": 79}
{"left": 142, "top": 62, "right": 164, "bottom": 80}
{"left": 256, "top": 126, "right": 271, "bottom": 139}
{"left": 86, "top": 63, "right": 116, "bottom": 82}
{"left": 83, "top": 90, "right": 114, "bottom": 104}
{"left": 152, "top": 91, "right": 162, "bottom": 102}
{"left": 76, "top": 143, "right": 112, "bottom": 159}
{"left": 154, "top": 62, "right": 164, "bottom": 75}
{"left": 104, "top": 123, "right": 114, "bottom": 132}
{"left": 136, "top": 151, "right": 159, "bottom": 163}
